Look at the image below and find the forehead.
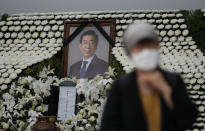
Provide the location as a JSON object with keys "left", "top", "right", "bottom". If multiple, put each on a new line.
{"left": 82, "top": 34, "right": 95, "bottom": 40}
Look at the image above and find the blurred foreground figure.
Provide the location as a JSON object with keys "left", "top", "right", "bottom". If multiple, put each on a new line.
{"left": 100, "top": 22, "right": 198, "bottom": 131}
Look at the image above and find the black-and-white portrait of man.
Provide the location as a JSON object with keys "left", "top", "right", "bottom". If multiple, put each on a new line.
{"left": 68, "top": 29, "right": 109, "bottom": 78}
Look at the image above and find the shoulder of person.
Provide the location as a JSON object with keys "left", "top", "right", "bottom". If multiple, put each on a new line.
{"left": 160, "top": 68, "right": 182, "bottom": 81}
{"left": 160, "top": 68, "right": 185, "bottom": 89}
{"left": 112, "top": 71, "right": 135, "bottom": 88}
{"left": 95, "top": 56, "right": 108, "bottom": 64}
{"left": 70, "top": 61, "right": 82, "bottom": 68}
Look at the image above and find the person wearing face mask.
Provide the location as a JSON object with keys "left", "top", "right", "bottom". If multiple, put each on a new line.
{"left": 100, "top": 22, "right": 198, "bottom": 131}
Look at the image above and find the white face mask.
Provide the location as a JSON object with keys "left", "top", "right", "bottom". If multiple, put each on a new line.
{"left": 131, "top": 49, "right": 160, "bottom": 71}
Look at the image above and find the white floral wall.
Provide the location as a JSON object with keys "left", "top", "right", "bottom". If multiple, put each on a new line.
{"left": 0, "top": 9, "right": 205, "bottom": 130}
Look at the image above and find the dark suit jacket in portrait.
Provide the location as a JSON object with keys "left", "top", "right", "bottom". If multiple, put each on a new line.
{"left": 100, "top": 68, "right": 198, "bottom": 131}
{"left": 68, "top": 55, "right": 108, "bottom": 79}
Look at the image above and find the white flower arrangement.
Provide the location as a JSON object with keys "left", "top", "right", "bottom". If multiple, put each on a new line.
{"left": 173, "top": 24, "right": 179, "bottom": 29}
{"left": 14, "top": 26, "right": 21, "bottom": 31}
{"left": 0, "top": 32, "right": 3, "bottom": 39}
{"left": 4, "top": 33, "right": 10, "bottom": 38}
{"left": 0, "top": 21, "right": 6, "bottom": 26}
{"left": 1, "top": 26, "right": 8, "bottom": 31}
{"left": 175, "top": 30, "right": 181, "bottom": 36}
{"left": 6, "top": 21, "right": 13, "bottom": 25}
{"left": 182, "top": 29, "right": 189, "bottom": 36}
{"left": 165, "top": 25, "right": 172, "bottom": 29}
{"left": 52, "top": 25, "right": 58, "bottom": 31}
{"left": 32, "top": 32, "right": 39, "bottom": 38}
{"left": 29, "top": 26, "right": 36, "bottom": 32}
{"left": 6, "top": 39, "right": 13, "bottom": 44}
{"left": 167, "top": 30, "right": 174, "bottom": 36}
{"left": 9, "top": 26, "right": 15, "bottom": 31}
{"left": 44, "top": 25, "right": 51, "bottom": 31}
{"left": 178, "top": 19, "right": 185, "bottom": 23}
{"left": 49, "top": 20, "right": 56, "bottom": 24}
{"left": 37, "top": 25, "right": 44, "bottom": 31}
{"left": 40, "top": 32, "right": 47, "bottom": 38}
{"left": 157, "top": 24, "right": 164, "bottom": 29}
{"left": 27, "top": 20, "right": 33, "bottom": 25}
{"left": 41, "top": 20, "right": 48, "bottom": 25}
{"left": 22, "top": 25, "right": 29, "bottom": 31}
{"left": 34, "top": 20, "right": 41, "bottom": 25}
{"left": 55, "top": 31, "right": 61, "bottom": 37}
{"left": 25, "top": 32, "right": 31, "bottom": 39}
{"left": 20, "top": 20, "right": 27, "bottom": 25}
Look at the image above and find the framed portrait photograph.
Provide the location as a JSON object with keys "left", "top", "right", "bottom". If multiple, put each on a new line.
{"left": 63, "top": 20, "right": 115, "bottom": 79}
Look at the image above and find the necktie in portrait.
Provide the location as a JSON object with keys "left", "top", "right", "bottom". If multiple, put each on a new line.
{"left": 80, "top": 61, "right": 88, "bottom": 78}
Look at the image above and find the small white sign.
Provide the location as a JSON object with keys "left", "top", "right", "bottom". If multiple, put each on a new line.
{"left": 57, "top": 86, "right": 76, "bottom": 121}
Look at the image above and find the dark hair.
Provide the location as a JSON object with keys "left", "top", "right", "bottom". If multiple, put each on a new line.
{"left": 80, "top": 30, "right": 99, "bottom": 45}
{"left": 138, "top": 38, "right": 158, "bottom": 45}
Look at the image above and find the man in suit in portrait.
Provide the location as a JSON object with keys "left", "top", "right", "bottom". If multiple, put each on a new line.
{"left": 68, "top": 30, "right": 108, "bottom": 79}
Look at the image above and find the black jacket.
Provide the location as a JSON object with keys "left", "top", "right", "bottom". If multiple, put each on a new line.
{"left": 68, "top": 55, "right": 108, "bottom": 79}
{"left": 100, "top": 69, "right": 198, "bottom": 131}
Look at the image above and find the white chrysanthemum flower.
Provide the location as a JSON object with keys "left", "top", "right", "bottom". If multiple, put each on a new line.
{"left": 0, "top": 21, "right": 6, "bottom": 26}
{"left": 170, "top": 19, "right": 177, "bottom": 24}
{"left": 180, "top": 24, "right": 187, "bottom": 29}
{"left": 4, "top": 32, "right": 10, "bottom": 39}
{"left": 1, "top": 122, "right": 9, "bottom": 129}
{"left": 42, "top": 38, "right": 49, "bottom": 44}
{"left": 9, "top": 73, "right": 17, "bottom": 79}
{"left": 178, "top": 19, "right": 184, "bottom": 23}
{"left": 25, "top": 32, "right": 31, "bottom": 39}
{"left": 49, "top": 20, "right": 56, "bottom": 24}
{"left": 160, "top": 31, "right": 166, "bottom": 36}
{"left": 20, "top": 20, "right": 27, "bottom": 25}
{"left": 37, "top": 25, "right": 43, "bottom": 31}
{"left": 32, "top": 32, "right": 39, "bottom": 38}
{"left": 4, "top": 78, "right": 11, "bottom": 84}
{"left": 182, "top": 30, "right": 189, "bottom": 36}
{"left": 14, "top": 26, "right": 21, "bottom": 31}
{"left": 48, "top": 32, "right": 54, "bottom": 38}
{"left": 9, "top": 26, "right": 15, "bottom": 31}
{"left": 1, "top": 84, "right": 7, "bottom": 90}
{"left": 175, "top": 30, "right": 181, "bottom": 36}
{"left": 6, "top": 21, "right": 13, "bottom": 25}
{"left": 52, "top": 25, "right": 58, "bottom": 31}
{"left": 22, "top": 25, "right": 29, "bottom": 31}
{"left": 57, "top": 21, "right": 63, "bottom": 25}
{"left": 165, "top": 24, "right": 172, "bottom": 29}
{"left": 178, "top": 36, "right": 185, "bottom": 42}
{"left": 55, "top": 31, "right": 61, "bottom": 37}
{"left": 44, "top": 25, "right": 51, "bottom": 31}
{"left": 157, "top": 24, "right": 164, "bottom": 29}
{"left": 59, "top": 25, "right": 64, "bottom": 31}
{"left": 162, "top": 19, "right": 169, "bottom": 24}
{"left": 173, "top": 24, "right": 179, "bottom": 29}
{"left": 34, "top": 20, "right": 41, "bottom": 25}
{"left": 6, "top": 39, "right": 13, "bottom": 44}
{"left": 176, "top": 13, "right": 183, "bottom": 17}
{"left": 0, "top": 32, "right": 3, "bottom": 38}
{"left": 29, "top": 25, "right": 36, "bottom": 32}
{"left": 49, "top": 38, "right": 56, "bottom": 44}
{"left": 11, "top": 32, "right": 17, "bottom": 38}
{"left": 117, "top": 31, "right": 123, "bottom": 37}
{"left": 40, "top": 32, "right": 47, "bottom": 38}
{"left": 153, "top": 14, "right": 160, "bottom": 18}
{"left": 167, "top": 30, "right": 174, "bottom": 36}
